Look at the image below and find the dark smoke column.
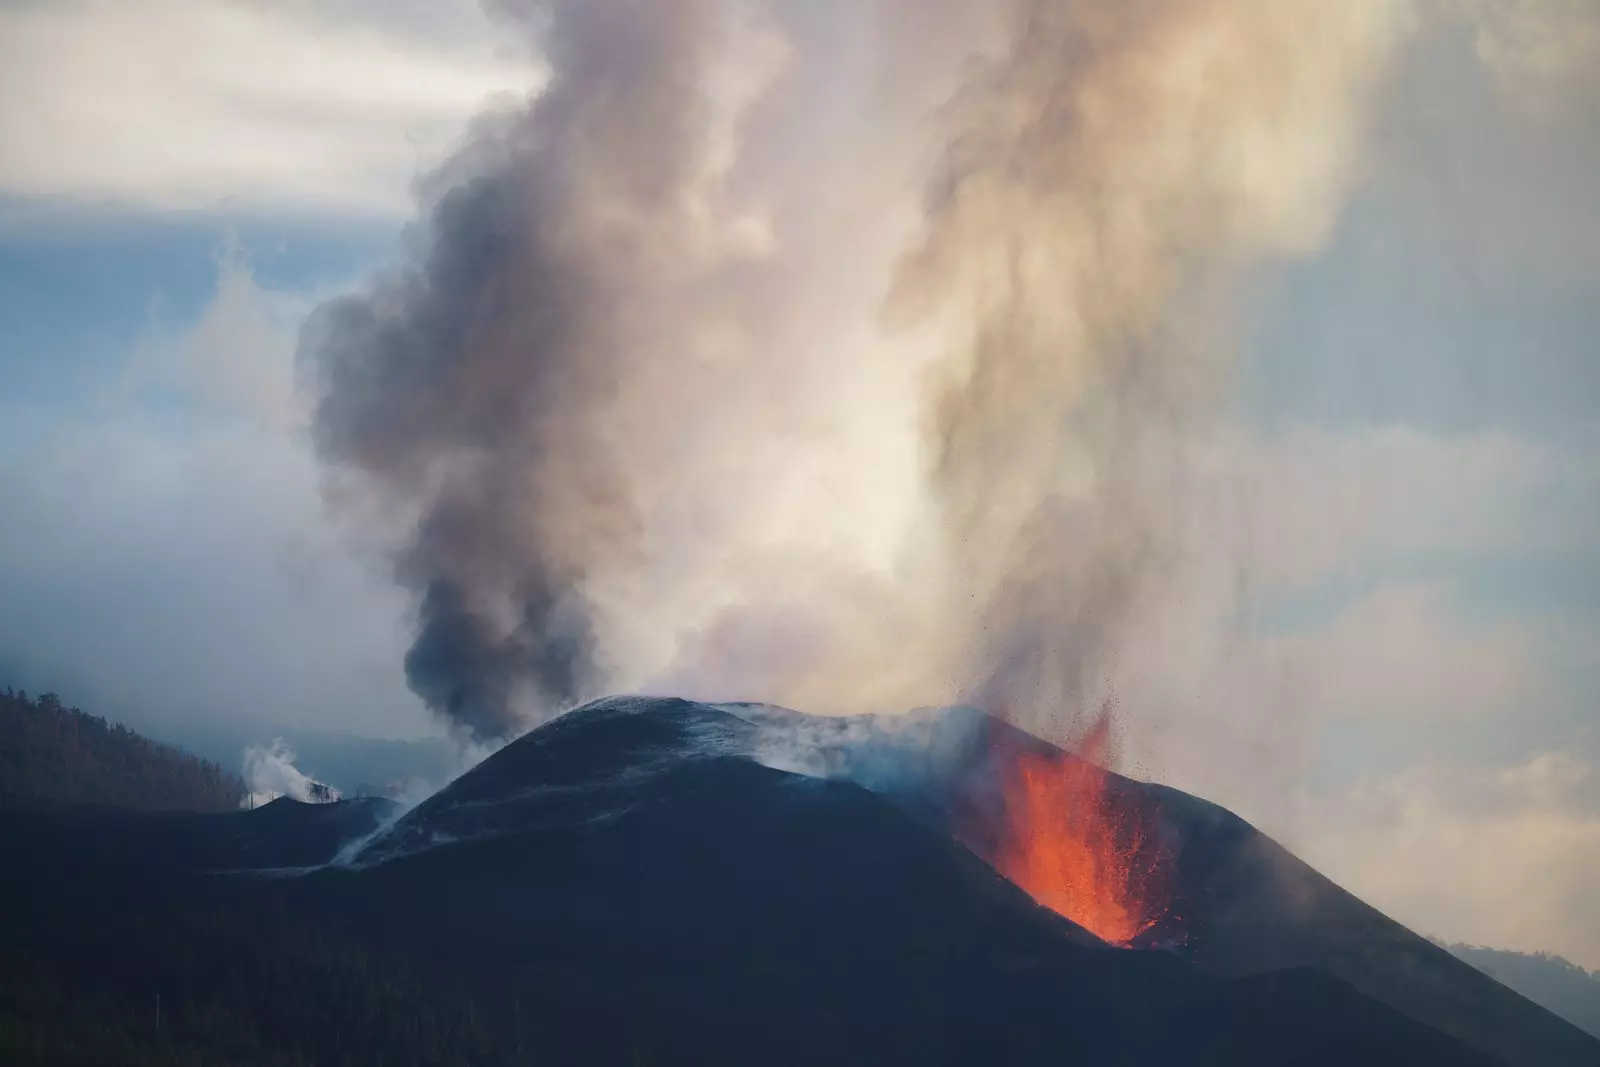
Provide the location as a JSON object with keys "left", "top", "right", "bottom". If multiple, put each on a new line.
{"left": 299, "top": 0, "right": 718, "bottom": 740}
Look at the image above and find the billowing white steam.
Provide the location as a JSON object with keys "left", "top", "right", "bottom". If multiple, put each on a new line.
{"left": 242, "top": 740, "right": 341, "bottom": 807}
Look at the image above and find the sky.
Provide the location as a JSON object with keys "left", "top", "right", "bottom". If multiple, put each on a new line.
{"left": 0, "top": 0, "right": 1597, "bottom": 968}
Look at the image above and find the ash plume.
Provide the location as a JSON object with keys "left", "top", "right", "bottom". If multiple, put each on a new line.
{"left": 303, "top": 0, "right": 734, "bottom": 737}
{"left": 896, "top": 0, "right": 1405, "bottom": 737}
{"left": 302, "top": 0, "right": 1407, "bottom": 746}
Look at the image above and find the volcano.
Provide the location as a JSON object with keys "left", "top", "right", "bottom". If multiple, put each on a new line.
{"left": 747, "top": 702, "right": 1600, "bottom": 1067}
{"left": 3, "top": 696, "right": 1594, "bottom": 1066}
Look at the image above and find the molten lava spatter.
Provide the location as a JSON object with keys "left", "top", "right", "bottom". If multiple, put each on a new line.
{"left": 993, "top": 714, "right": 1173, "bottom": 945}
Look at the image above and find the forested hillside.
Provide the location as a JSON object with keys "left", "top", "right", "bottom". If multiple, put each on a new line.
{"left": 0, "top": 689, "right": 243, "bottom": 812}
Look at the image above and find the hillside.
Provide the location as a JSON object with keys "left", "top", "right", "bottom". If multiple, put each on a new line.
{"left": 1443, "top": 943, "right": 1600, "bottom": 1039}
{"left": 0, "top": 689, "right": 243, "bottom": 812}
{"left": 782, "top": 703, "right": 1600, "bottom": 1067}
{"left": 0, "top": 696, "right": 1503, "bottom": 1067}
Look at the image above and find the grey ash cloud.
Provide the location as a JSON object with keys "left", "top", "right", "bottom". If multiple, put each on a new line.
{"left": 301, "top": 0, "right": 717, "bottom": 738}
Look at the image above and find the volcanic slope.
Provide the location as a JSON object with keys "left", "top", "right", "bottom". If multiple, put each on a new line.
{"left": 794, "top": 704, "right": 1600, "bottom": 1067}
{"left": 293, "top": 695, "right": 1493, "bottom": 1066}
{"left": 0, "top": 695, "right": 1516, "bottom": 1065}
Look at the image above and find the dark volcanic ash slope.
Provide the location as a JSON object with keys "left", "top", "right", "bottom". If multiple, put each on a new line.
{"left": 1160, "top": 791, "right": 1600, "bottom": 1067}
{"left": 282, "top": 696, "right": 1494, "bottom": 1067}
{"left": 792, "top": 705, "right": 1600, "bottom": 1067}
{"left": 0, "top": 695, "right": 1527, "bottom": 1065}
{"left": 333, "top": 697, "right": 1106, "bottom": 969}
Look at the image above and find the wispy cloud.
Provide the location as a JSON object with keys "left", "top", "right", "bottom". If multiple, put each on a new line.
{"left": 0, "top": 238, "right": 420, "bottom": 739}
{"left": 0, "top": 0, "right": 541, "bottom": 215}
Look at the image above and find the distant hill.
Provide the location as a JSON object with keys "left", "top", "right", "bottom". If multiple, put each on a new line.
{"left": 0, "top": 688, "right": 243, "bottom": 812}
{"left": 1442, "top": 942, "right": 1600, "bottom": 1039}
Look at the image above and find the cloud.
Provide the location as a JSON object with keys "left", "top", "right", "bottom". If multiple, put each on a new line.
{"left": 1302, "top": 749, "right": 1600, "bottom": 971}
{"left": 0, "top": 0, "right": 541, "bottom": 215}
{"left": 1246, "top": 0, "right": 1600, "bottom": 449}
{"left": 119, "top": 235, "right": 313, "bottom": 426}
{"left": 1176, "top": 425, "right": 1556, "bottom": 591}
{"left": 1454, "top": 0, "right": 1600, "bottom": 108}
{"left": 0, "top": 236, "right": 422, "bottom": 740}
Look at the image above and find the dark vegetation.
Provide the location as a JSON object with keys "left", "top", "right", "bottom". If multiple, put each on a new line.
{"left": 0, "top": 796, "right": 442, "bottom": 1067}
{"left": 0, "top": 688, "right": 243, "bottom": 812}
{"left": 0, "top": 897, "right": 496, "bottom": 1067}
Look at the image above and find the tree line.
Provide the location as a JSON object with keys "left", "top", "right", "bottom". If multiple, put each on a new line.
{"left": 0, "top": 688, "right": 244, "bottom": 812}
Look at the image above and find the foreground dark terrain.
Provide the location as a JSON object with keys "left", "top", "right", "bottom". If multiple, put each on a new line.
{"left": 1, "top": 696, "right": 1594, "bottom": 1065}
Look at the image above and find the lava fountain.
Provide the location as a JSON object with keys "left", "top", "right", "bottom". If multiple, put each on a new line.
{"left": 990, "top": 712, "right": 1175, "bottom": 945}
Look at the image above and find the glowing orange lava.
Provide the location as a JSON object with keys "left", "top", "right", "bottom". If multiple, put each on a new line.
{"left": 993, "top": 718, "right": 1171, "bottom": 945}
